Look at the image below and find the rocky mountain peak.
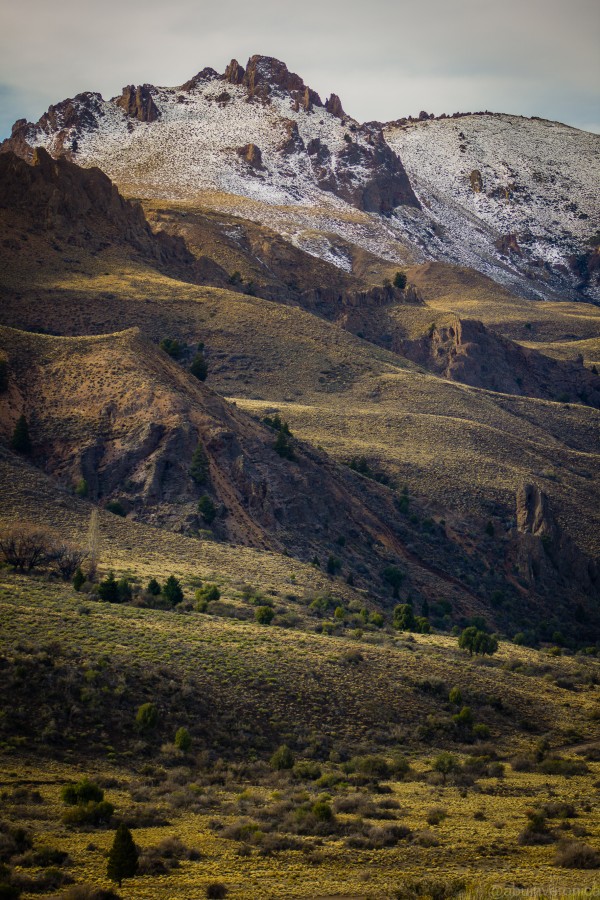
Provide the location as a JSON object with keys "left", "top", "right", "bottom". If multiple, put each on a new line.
{"left": 223, "top": 54, "right": 324, "bottom": 111}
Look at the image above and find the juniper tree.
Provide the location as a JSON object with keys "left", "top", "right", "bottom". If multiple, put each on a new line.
{"left": 107, "top": 823, "right": 138, "bottom": 887}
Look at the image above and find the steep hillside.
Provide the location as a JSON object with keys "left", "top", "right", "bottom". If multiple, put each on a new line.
{"left": 5, "top": 324, "right": 537, "bottom": 624}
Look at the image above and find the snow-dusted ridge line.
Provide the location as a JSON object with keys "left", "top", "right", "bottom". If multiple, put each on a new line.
{"left": 2, "top": 54, "right": 599, "bottom": 300}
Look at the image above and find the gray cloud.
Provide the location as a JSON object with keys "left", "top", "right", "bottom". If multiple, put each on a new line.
{"left": 1, "top": 0, "right": 598, "bottom": 139}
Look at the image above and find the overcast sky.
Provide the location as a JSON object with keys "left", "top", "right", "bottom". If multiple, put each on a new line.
{"left": 1, "top": 0, "right": 599, "bottom": 140}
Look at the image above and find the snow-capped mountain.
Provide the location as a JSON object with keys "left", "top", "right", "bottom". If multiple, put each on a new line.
{"left": 3, "top": 54, "right": 598, "bottom": 300}
{"left": 384, "top": 113, "right": 600, "bottom": 300}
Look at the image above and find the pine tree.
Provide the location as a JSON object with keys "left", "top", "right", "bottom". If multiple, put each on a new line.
{"left": 107, "top": 823, "right": 138, "bottom": 887}
{"left": 11, "top": 414, "right": 31, "bottom": 455}
{"left": 162, "top": 574, "right": 183, "bottom": 606}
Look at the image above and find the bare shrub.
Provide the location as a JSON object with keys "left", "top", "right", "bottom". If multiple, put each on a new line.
{"left": 0, "top": 523, "right": 54, "bottom": 572}
{"left": 52, "top": 543, "right": 89, "bottom": 580}
{"left": 554, "top": 840, "right": 600, "bottom": 869}
{"left": 426, "top": 806, "right": 448, "bottom": 826}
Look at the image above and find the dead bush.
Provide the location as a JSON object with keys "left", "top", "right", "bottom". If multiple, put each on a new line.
{"left": 0, "top": 524, "right": 55, "bottom": 572}
{"left": 52, "top": 543, "right": 89, "bottom": 580}
{"left": 554, "top": 840, "right": 600, "bottom": 869}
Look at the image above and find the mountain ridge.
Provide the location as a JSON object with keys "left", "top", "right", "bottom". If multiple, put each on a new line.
{"left": 3, "top": 53, "right": 598, "bottom": 302}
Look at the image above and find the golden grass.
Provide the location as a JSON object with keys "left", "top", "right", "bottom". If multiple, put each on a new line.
{"left": 1, "top": 570, "right": 599, "bottom": 896}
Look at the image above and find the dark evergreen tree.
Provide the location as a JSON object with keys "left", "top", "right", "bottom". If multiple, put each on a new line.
{"left": 190, "top": 352, "right": 208, "bottom": 381}
{"left": 11, "top": 414, "right": 31, "bottom": 455}
{"left": 72, "top": 568, "right": 85, "bottom": 591}
{"left": 393, "top": 271, "right": 407, "bottom": 290}
{"left": 107, "top": 823, "right": 138, "bottom": 887}
{"left": 163, "top": 574, "right": 183, "bottom": 606}
{"left": 146, "top": 577, "right": 161, "bottom": 596}
{"left": 198, "top": 495, "right": 217, "bottom": 524}
{"left": 98, "top": 572, "right": 120, "bottom": 603}
{"left": 383, "top": 565, "right": 404, "bottom": 598}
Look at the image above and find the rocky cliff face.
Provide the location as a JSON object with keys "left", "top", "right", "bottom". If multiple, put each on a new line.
{"left": 514, "top": 483, "right": 598, "bottom": 596}
{"left": 398, "top": 317, "right": 600, "bottom": 407}
{"left": 0, "top": 149, "right": 195, "bottom": 272}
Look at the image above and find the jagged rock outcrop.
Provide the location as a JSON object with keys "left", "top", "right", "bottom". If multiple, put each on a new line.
{"left": 0, "top": 325, "right": 411, "bottom": 578}
{"left": 278, "top": 119, "right": 305, "bottom": 155}
{"left": 514, "top": 483, "right": 598, "bottom": 594}
{"left": 469, "top": 169, "right": 484, "bottom": 192}
{"left": 223, "top": 58, "right": 246, "bottom": 85}
{"left": 3, "top": 92, "right": 104, "bottom": 161}
{"left": 180, "top": 67, "right": 220, "bottom": 91}
{"left": 398, "top": 316, "right": 600, "bottom": 406}
{"left": 495, "top": 233, "right": 521, "bottom": 255}
{"left": 325, "top": 94, "right": 345, "bottom": 119}
{"left": 0, "top": 149, "right": 195, "bottom": 271}
{"left": 300, "top": 282, "right": 423, "bottom": 315}
{"left": 238, "top": 54, "right": 323, "bottom": 110}
{"left": 237, "top": 143, "right": 265, "bottom": 169}
{"left": 115, "top": 84, "right": 159, "bottom": 122}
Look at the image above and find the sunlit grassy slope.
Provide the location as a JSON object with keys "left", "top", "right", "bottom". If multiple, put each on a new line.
{"left": 1, "top": 567, "right": 599, "bottom": 898}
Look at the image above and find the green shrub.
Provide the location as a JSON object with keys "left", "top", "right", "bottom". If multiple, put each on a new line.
{"left": 415, "top": 616, "right": 431, "bottom": 634}
{"left": 270, "top": 744, "right": 294, "bottom": 770}
{"left": 393, "top": 271, "right": 407, "bottom": 290}
{"left": 255, "top": 606, "right": 274, "bottom": 625}
{"left": 174, "top": 727, "right": 192, "bottom": 752}
{"left": 136, "top": 702, "right": 159, "bottom": 733}
{"left": 432, "top": 752, "right": 459, "bottom": 783}
{"left": 312, "top": 801, "right": 333, "bottom": 821}
{"left": 393, "top": 603, "right": 415, "bottom": 631}
{"left": 458, "top": 626, "right": 498, "bottom": 657}
{"left": 554, "top": 840, "right": 600, "bottom": 869}
{"left": 350, "top": 755, "right": 390, "bottom": 779}
{"left": 63, "top": 800, "right": 114, "bottom": 828}
{"left": 61, "top": 778, "right": 104, "bottom": 806}
{"left": 159, "top": 338, "right": 186, "bottom": 359}
{"left": 197, "top": 583, "right": 220, "bottom": 603}
{"left": 293, "top": 761, "right": 322, "bottom": 780}
{"left": 75, "top": 478, "right": 89, "bottom": 498}
{"left": 98, "top": 572, "right": 120, "bottom": 603}
{"left": 206, "top": 884, "right": 228, "bottom": 899}
{"left": 383, "top": 566, "right": 404, "bottom": 598}
{"left": 448, "top": 686, "right": 462, "bottom": 705}
{"left": 105, "top": 501, "right": 126, "bottom": 517}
